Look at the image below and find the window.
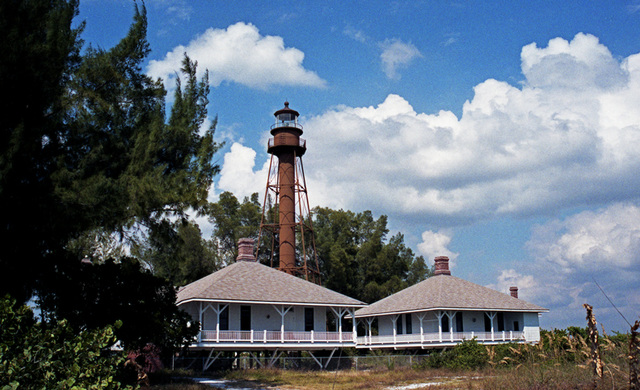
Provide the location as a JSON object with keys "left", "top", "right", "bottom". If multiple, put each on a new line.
{"left": 305, "top": 308, "right": 314, "bottom": 331}
{"left": 278, "top": 113, "right": 293, "bottom": 122}
{"left": 455, "top": 312, "right": 464, "bottom": 332}
{"left": 326, "top": 310, "right": 336, "bottom": 332}
{"left": 497, "top": 312, "right": 505, "bottom": 332}
{"left": 396, "top": 315, "right": 403, "bottom": 335}
{"left": 240, "top": 306, "right": 251, "bottom": 331}
{"left": 220, "top": 306, "right": 229, "bottom": 331}
{"left": 441, "top": 315, "right": 450, "bottom": 332}
{"left": 513, "top": 321, "right": 520, "bottom": 331}
{"left": 484, "top": 313, "right": 492, "bottom": 332}
{"left": 405, "top": 313, "right": 412, "bottom": 334}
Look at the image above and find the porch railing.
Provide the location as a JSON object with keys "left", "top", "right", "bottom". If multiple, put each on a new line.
{"left": 197, "top": 329, "right": 524, "bottom": 346}
{"left": 199, "top": 330, "right": 354, "bottom": 344}
{"left": 358, "top": 330, "right": 525, "bottom": 346}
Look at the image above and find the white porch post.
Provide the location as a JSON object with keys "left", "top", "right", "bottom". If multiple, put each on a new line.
{"left": 198, "top": 302, "right": 204, "bottom": 342}
{"left": 447, "top": 311, "right": 454, "bottom": 342}
{"left": 281, "top": 307, "right": 285, "bottom": 342}
{"left": 211, "top": 303, "right": 228, "bottom": 342}
{"left": 435, "top": 311, "right": 444, "bottom": 342}
{"left": 391, "top": 315, "right": 399, "bottom": 344}
{"left": 366, "top": 318, "right": 374, "bottom": 345}
{"left": 486, "top": 311, "right": 497, "bottom": 341}
{"left": 215, "top": 304, "right": 220, "bottom": 342}
{"left": 330, "top": 307, "right": 347, "bottom": 343}
{"left": 417, "top": 313, "right": 426, "bottom": 344}
{"left": 272, "top": 305, "right": 292, "bottom": 343}
{"left": 350, "top": 309, "right": 357, "bottom": 343}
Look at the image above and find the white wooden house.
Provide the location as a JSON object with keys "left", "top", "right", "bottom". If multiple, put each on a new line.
{"left": 354, "top": 256, "right": 547, "bottom": 350}
{"left": 176, "top": 242, "right": 366, "bottom": 369}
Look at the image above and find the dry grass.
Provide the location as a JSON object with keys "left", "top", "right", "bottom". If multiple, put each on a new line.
{"left": 222, "top": 366, "right": 628, "bottom": 390}
{"left": 147, "top": 385, "right": 213, "bottom": 390}
{"left": 223, "top": 368, "right": 481, "bottom": 389}
{"left": 149, "top": 364, "right": 629, "bottom": 390}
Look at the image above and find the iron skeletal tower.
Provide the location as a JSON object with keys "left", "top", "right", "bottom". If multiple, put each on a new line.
{"left": 257, "top": 102, "right": 320, "bottom": 283}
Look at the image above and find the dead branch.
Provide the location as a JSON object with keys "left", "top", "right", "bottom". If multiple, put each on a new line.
{"left": 630, "top": 319, "right": 639, "bottom": 390}
{"left": 584, "top": 303, "right": 604, "bottom": 387}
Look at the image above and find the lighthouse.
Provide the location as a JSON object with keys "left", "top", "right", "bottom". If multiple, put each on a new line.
{"left": 258, "top": 102, "right": 320, "bottom": 282}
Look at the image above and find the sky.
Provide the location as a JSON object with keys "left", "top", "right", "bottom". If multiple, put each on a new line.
{"left": 77, "top": 0, "right": 640, "bottom": 332}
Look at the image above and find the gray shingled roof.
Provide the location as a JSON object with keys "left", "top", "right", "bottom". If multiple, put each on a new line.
{"left": 177, "top": 261, "right": 366, "bottom": 307}
{"left": 355, "top": 274, "right": 547, "bottom": 318}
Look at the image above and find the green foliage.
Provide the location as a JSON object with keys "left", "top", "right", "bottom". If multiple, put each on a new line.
{"left": 313, "top": 207, "right": 432, "bottom": 302}
{"left": 37, "top": 258, "right": 198, "bottom": 354}
{"left": 0, "top": 0, "right": 221, "bottom": 303}
{"left": 448, "top": 339, "right": 489, "bottom": 370}
{"left": 67, "top": 228, "right": 129, "bottom": 262}
{"left": 207, "top": 191, "right": 262, "bottom": 265}
{"left": 0, "top": 0, "right": 84, "bottom": 303}
{"left": 0, "top": 2, "right": 222, "bottom": 385}
{"left": 134, "top": 219, "right": 218, "bottom": 286}
{"left": 566, "top": 326, "right": 588, "bottom": 339}
{"left": 0, "top": 296, "right": 133, "bottom": 389}
{"left": 421, "top": 339, "right": 489, "bottom": 370}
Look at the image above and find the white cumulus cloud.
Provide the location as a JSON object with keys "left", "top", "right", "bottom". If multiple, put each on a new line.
{"left": 417, "top": 230, "right": 459, "bottom": 268}
{"left": 517, "top": 203, "right": 640, "bottom": 330}
{"left": 521, "top": 33, "right": 628, "bottom": 91}
{"left": 147, "top": 22, "right": 326, "bottom": 90}
{"left": 486, "top": 269, "right": 538, "bottom": 301}
{"left": 297, "top": 33, "right": 640, "bottom": 228}
{"left": 527, "top": 203, "right": 640, "bottom": 275}
{"left": 217, "top": 143, "right": 270, "bottom": 199}
{"left": 379, "top": 38, "right": 422, "bottom": 79}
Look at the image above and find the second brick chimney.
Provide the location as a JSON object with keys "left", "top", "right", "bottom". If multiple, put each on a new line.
{"left": 236, "top": 238, "right": 256, "bottom": 262}
{"left": 510, "top": 286, "right": 518, "bottom": 299}
{"left": 434, "top": 256, "right": 451, "bottom": 276}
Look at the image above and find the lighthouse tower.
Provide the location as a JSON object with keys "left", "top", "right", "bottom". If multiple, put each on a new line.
{"left": 257, "top": 102, "right": 320, "bottom": 283}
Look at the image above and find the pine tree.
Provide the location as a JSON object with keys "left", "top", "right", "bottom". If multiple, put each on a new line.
{"left": 207, "top": 191, "right": 262, "bottom": 266}
{"left": 313, "top": 207, "right": 432, "bottom": 303}
{"left": 134, "top": 219, "right": 219, "bottom": 286}
{"left": 0, "top": 1, "right": 221, "bottom": 302}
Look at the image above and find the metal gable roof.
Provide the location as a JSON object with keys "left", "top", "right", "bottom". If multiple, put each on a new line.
{"left": 177, "top": 261, "right": 366, "bottom": 307}
{"left": 355, "top": 274, "right": 547, "bottom": 318}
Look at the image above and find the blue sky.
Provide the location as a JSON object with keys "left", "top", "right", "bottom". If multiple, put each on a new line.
{"left": 78, "top": 0, "right": 640, "bottom": 332}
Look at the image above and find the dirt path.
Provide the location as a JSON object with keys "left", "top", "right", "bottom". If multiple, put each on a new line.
{"left": 192, "top": 377, "right": 278, "bottom": 389}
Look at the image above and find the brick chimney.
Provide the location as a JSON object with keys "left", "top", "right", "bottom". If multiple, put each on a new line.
{"left": 236, "top": 238, "right": 256, "bottom": 262}
{"left": 509, "top": 286, "right": 518, "bottom": 299}
{"left": 434, "top": 256, "right": 451, "bottom": 276}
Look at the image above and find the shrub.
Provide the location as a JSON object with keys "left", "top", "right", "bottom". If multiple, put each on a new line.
{"left": 446, "top": 339, "right": 489, "bottom": 370}
{"left": 0, "top": 296, "right": 133, "bottom": 389}
{"left": 420, "top": 339, "right": 488, "bottom": 370}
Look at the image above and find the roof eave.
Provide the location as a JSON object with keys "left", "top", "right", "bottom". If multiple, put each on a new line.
{"left": 355, "top": 306, "right": 548, "bottom": 318}
{"left": 178, "top": 297, "right": 367, "bottom": 308}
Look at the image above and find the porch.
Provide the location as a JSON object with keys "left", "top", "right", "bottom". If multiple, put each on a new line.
{"left": 190, "top": 329, "right": 354, "bottom": 370}
{"left": 192, "top": 329, "right": 526, "bottom": 349}
{"left": 356, "top": 330, "right": 526, "bottom": 349}
{"left": 184, "top": 302, "right": 358, "bottom": 351}
{"left": 195, "top": 329, "right": 356, "bottom": 348}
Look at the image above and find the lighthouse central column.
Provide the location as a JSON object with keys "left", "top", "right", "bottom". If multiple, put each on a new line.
{"left": 278, "top": 153, "right": 296, "bottom": 273}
